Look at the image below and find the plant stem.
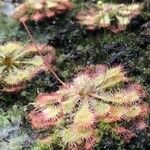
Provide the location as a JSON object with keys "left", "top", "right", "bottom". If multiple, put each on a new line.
{"left": 22, "top": 22, "right": 68, "bottom": 88}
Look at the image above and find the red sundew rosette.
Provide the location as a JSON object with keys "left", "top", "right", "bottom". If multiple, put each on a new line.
{"left": 29, "top": 92, "right": 63, "bottom": 129}
{"left": 13, "top": 2, "right": 43, "bottom": 22}
{"left": 3, "top": 44, "right": 55, "bottom": 92}
{"left": 13, "top": 0, "right": 73, "bottom": 22}
{"left": 76, "top": 3, "right": 142, "bottom": 33}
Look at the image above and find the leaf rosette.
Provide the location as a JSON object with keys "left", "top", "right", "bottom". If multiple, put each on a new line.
{"left": 76, "top": 3, "right": 143, "bottom": 33}
{"left": 29, "top": 65, "right": 149, "bottom": 149}
{"left": 0, "top": 42, "right": 55, "bottom": 92}
{"left": 13, "top": 0, "right": 73, "bottom": 22}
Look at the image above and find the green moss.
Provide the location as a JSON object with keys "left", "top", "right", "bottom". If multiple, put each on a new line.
{"left": 31, "top": 143, "right": 52, "bottom": 150}
{"left": 0, "top": 105, "right": 34, "bottom": 150}
{"left": 0, "top": 15, "right": 27, "bottom": 44}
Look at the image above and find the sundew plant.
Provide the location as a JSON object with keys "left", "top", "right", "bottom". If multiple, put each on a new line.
{"left": 0, "top": 42, "right": 55, "bottom": 92}
{"left": 29, "top": 65, "right": 149, "bottom": 149}
{"left": 76, "top": 1, "right": 143, "bottom": 32}
{"left": 13, "top": 0, "right": 73, "bottom": 22}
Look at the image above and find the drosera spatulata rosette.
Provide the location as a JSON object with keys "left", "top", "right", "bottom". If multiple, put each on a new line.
{"left": 13, "top": 0, "right": 73, "bottom": 22}
{"left": 0, "top": 42, "right": 55, "bottom": 92}
{"left": 76, "top": 1, "right": 143, "bottom": 33}
{"left": 28, "top": 64, "right": 149, "bottom": 149}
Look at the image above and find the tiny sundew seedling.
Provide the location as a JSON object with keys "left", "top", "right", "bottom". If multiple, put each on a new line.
{"left": 28, "top": 65, "right": 149, "bottom": 149}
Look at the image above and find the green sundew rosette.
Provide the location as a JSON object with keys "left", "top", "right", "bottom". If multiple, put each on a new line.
{"left": 0, "top": 42, "right": 55, "bottom": 92}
